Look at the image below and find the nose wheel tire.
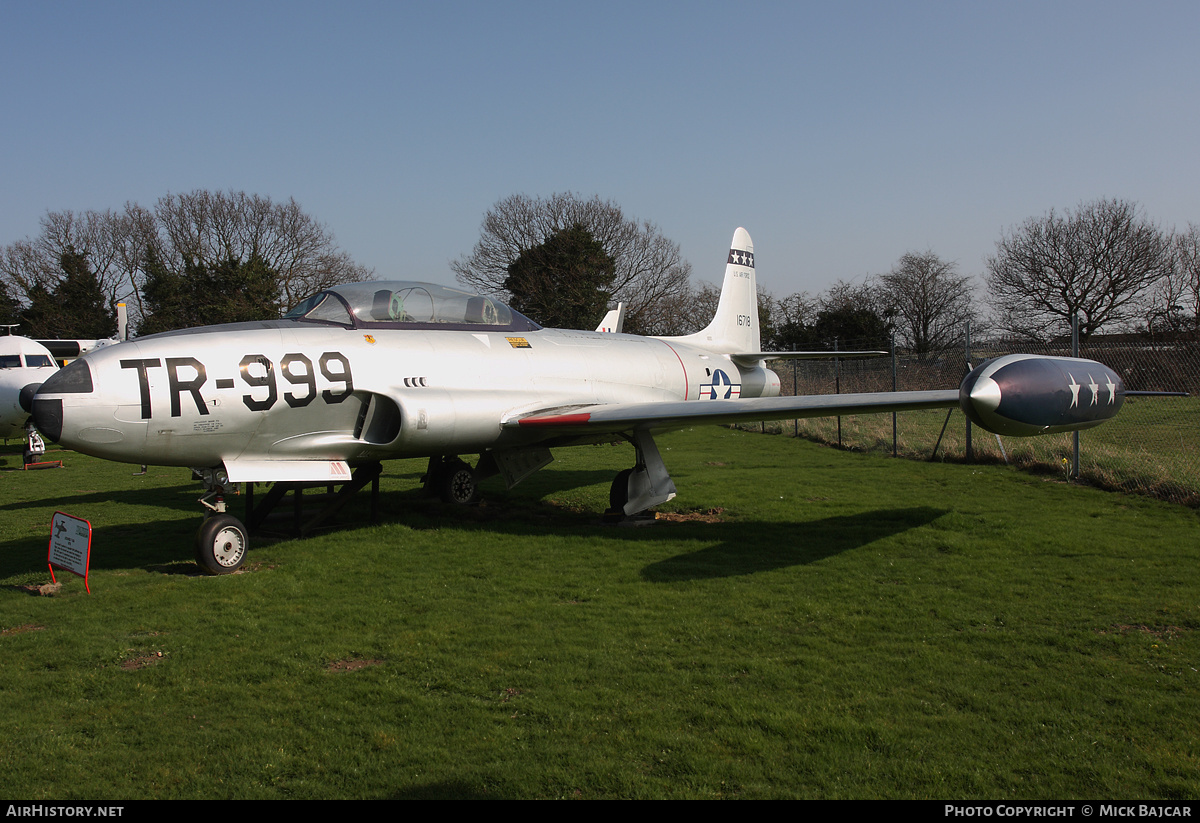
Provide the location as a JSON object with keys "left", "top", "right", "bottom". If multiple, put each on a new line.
{"left": 195, "top": 514, "right": 249, "bottom": 575}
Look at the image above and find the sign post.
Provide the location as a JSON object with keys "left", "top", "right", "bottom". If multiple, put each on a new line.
{"left": 48, "top": 511, "right": 92, "bottom": 594}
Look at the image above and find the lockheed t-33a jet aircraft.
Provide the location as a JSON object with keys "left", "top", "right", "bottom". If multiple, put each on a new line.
{"left": 29, "top": 228, "right": 1128, "bottom": 574}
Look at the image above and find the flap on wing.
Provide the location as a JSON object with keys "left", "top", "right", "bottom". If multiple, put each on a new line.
{"left": 506, "top": 390, "right": 960, "bottom": 433}
{"left": 223, "top": 459, "right": 353, "bottom": 483}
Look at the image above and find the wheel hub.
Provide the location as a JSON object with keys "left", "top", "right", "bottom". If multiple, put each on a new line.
{"left": 213, "top": 529, "right": 245, "bottom": 567}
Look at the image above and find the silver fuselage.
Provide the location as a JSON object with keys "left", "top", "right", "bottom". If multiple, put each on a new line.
{"left": 35, "top": 319, "right": 775, "bottom": 468}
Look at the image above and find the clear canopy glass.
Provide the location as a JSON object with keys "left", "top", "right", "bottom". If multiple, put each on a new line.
{"left": 284, "top": 281, "right": 539, "bottom": 331}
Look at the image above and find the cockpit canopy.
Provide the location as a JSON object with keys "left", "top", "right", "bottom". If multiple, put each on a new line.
{"left": 0, "top": 335, "right": 57, "bottom": 369}
{"left": 284, "top": 281, "right": 541, "bottom": 332}
{"left": 0, "top": 353, "right": 54, "bottom": 369}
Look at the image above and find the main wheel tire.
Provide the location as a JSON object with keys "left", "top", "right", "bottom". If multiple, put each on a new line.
{"left": 195, "top": 514, "right": 249, "bottom": 575}
{"left": 439, "top": 460, "right": 479, "bottom": 505}
{"left": 609, "top": 468, "right": 633, "bottom": 512}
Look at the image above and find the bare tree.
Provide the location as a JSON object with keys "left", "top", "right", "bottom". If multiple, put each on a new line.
{"left": 818, "top": 277, "right": 886, "bottom": 315}
{"left": 0, "top": 191, "right": 371, "bottom": 332}
{"left": 153, "top": 191, "right": 372, "bottom": 307}
{"left": 986, "top": 199, "right": 1172, "bottom": 342}
{"left": 802, "top": 278, "right": 893, "bottom": 350}
{"left": 1143, "top": 224, "right": 1200, "bottom": 336}
{"left": 0, "top": 208, "right": 146, "bottom": 324}
{"left": 451, "top": 193, "right": 692, "bottom": 334}
{"left": 879, "top": 251, "right": 976, "bottom": 356}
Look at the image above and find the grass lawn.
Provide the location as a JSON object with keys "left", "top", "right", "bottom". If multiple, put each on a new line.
{"left": 757, "top": 395, "right": 1200, "bottom": 506}
{"left": 0, "top": 428, "right": 1197, "bottom": 799}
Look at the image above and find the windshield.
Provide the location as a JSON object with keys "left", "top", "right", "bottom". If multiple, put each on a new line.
{"left": 285, "top": 281, "right": 540, "bottom": 331}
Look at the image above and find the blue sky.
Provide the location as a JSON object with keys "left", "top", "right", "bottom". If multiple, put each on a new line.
{"left": 2, "top": 1, "right": 1197, "bottom": 301}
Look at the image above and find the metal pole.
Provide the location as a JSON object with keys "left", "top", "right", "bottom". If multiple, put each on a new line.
{"left": 792, "top": 359, "right": 798, "bottom": 438}
{"left": 964, "top": 321, "right": 973, "bottom": 462}
{"left": 891, "top": 331, "right": 898, "bottom": 457}
{"left": 834, "top": 337, "right": 842, "bottom": 448}
{"left": 1072, "top": 314, "right": 1080, "bottom": 479}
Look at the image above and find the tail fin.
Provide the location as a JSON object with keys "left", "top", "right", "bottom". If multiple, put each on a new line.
{"left": 664, "top": 227, "right": 759, "bottom": 354}
{"left": 595, "top": 302, "right": 625, "bottom": 333}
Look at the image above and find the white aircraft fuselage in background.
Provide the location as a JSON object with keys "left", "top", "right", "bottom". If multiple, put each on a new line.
{"left": 0, "top": 334, "right": 58, "bottom": 439}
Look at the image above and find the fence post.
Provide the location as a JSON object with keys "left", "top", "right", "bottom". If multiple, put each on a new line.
{"left": 792, "top": 359, "right": 798, "bottom": 438}
{"left": 965, "top": 321, "right": 973, "bottom": 463}
{"left": 834, "top": 337, "right": 842, "bottom": 448}
{"left": 1072, "top": 314, "right": 1080, "bottom": 479}
{"left": 891, "top": 332, "right": 898, "bottom": 457}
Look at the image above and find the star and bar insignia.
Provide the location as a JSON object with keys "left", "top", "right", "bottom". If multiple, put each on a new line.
{"left": 727, "top": 249, "right": 755, "bottom": 268}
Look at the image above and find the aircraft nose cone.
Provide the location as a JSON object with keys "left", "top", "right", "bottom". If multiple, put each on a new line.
{"left": 31, "top": 396, "right": 63, "bottom": 441}
{"left": 968, "top": 375, "right": 1002, "bottom": 412}
{"left": 29, "top": 358, "right": 92, "bottom": 443}
{"left": 18, "top": 382, "right": 42, "bottom": 413}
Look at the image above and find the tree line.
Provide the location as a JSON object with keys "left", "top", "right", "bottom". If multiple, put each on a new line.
{"left": 3, "top": 189, "right": 1194, "bottom": 350}
{"left": 713, "top": 199, "right": 1194, "bottom": 353}
{"left": 457, "top": 193, "right": 1198, "bottom": 352}
{"left": 452, "top": 193, "right": 980, "bottom": 350}
{"left": 0, "top": 190, "right": 371, "bottom": 338}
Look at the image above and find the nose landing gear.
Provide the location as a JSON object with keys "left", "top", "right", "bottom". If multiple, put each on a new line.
{"left": 194, "top": 468, "right": 249, "bottom": 574}
{"left": 196, "top": 513, "right": 248, "bottom": 575}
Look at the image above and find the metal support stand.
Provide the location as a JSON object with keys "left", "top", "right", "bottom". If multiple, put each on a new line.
{"left": 245, "top": 461, "right": 383, "bottom": 537}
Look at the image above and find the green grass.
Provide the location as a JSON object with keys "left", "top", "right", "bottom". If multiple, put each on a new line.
{"left": 749, "top": 395, "right": 1200, "bottom": 506}
{"left": 1, "top": 430, "right": 1198, "bottom": 799}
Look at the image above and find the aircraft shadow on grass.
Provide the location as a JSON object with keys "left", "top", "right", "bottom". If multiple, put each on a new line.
{"left": 0, "top": 478, "right": 217, "bottom": 580}
{"left": 637, "top": 506, "right": 948, "bottom": 582}
{"left": 0, "top": 462, "right": 950, "bottom": 582}
{"left": 4, "top": 453, "right": 950, "bottom": 574}
{"left": 414, "top": 470, "right": 953, "bottom": 581}
{"left": 0, "top": 481, "right": 200, "bottom": 515}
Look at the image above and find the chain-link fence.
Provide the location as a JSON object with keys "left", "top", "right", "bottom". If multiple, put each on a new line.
{"left": 757, "top": 333, "right": 1200, "bottom": 507}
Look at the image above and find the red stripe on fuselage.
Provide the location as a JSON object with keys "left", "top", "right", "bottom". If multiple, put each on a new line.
{"left": 658, "top": 341, "right": 689, "bottom": 400}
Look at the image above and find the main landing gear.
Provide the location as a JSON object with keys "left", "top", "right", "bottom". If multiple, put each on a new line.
{"left": 421, "top": 438, "right": 676, "bottom": 521}
{"left": 188, "top": 456, "right": 481, "bottom": 576}
{"left": 422, "top": 456, "right": 480, "bottom": 504}
{"left": 606, "top": 430, "right": 678, "bottom": 518}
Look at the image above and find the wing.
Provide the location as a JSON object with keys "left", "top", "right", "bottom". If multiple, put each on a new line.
{"left": 505, "top": 390, "right": 960, "bottom": 435}
{"left": 730, "top": 350, "right": 887, "bottom": 367}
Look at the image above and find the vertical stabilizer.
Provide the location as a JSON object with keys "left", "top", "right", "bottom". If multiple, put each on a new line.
{"left": 663, "top": 227, "right": 758, "bottom": 354}
{"left": 595, "top": 302, "right": 625, "bottom": 333}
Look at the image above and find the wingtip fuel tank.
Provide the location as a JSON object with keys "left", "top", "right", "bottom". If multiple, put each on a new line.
{"left": 959, "top": 354, "right": 1124, "bottom": 437}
